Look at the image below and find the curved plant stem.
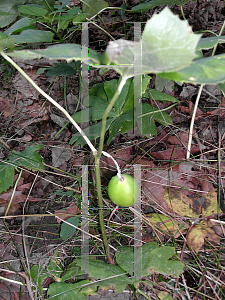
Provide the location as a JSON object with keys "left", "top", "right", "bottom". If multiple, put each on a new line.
{"left": 186, "top": 84, "right": 204, "bottom": 159}
{"left": 97, "top": 76, "right": 128, "bottom": 158}
{"left": 1, "top": 51, "right": 125, "bottom": 264}
{"left": 180, "top": 6, "right": 186, "bottom": 20}
{"left": 212, "top": 19, "right": 225, "bottom": 56}
{"left": 5, "top": 169, "right": 23, "bottom": 216}
{"left": 94, "top": 160, "right": 114, "bottom": 264}
{"left": 86, "top": 18, "right": 115, "bottom": 41}
{"left": 1, "top": 51, "right": 98, "bottom": 155}
{"left": 93, "top": 76, "right": 127, "bottom": 263}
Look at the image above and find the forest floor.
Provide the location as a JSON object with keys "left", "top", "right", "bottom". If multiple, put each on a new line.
{"left": 0, "top": 0, "right": 225, "bottom": 299}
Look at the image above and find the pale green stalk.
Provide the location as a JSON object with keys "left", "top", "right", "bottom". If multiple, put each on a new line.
{"left": 5, "top": 169, "right": 23, "bottom": 216}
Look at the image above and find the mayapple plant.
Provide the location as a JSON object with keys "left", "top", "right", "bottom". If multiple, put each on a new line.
{"left": 1, "top": 7, "right": 225, "bottom": 264}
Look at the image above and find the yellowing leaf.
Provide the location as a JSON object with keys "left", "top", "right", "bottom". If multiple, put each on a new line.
{"left": 163, "top": 188, "right": 220, "bottom": 218}
{"left": 146, "top": 213, "right": 188, "bottom": 238}
{"left": 187, "top": 221, "right": 221, "bottom": 253}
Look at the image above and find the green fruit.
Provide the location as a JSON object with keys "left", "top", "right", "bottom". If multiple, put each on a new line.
{"left": 108, "top": 174, "right": 139, "bottom": 207}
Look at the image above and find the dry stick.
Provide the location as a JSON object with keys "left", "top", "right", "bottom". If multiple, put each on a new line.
{"left": 186, "top": 84, "right": 204, "bottom": 159}
{"left": 1, "top": 51, "right": 123, "bottom": 264}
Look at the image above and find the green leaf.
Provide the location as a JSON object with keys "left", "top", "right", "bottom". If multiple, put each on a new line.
{"left": 46, "top": 62, "right": 77, "bottom": 76}
{"left": 0, "top": 32, "right": 15, "bottom": 49}
{"left": 11, "top": 29, "right": 54, "bottom": 44}
{"left": 18, "top": 4, "right": 48, "bottom": 17}
{"left": 69, "top": 118, "right": 113, "bottom": 147}
{"left": 60, "top": 216, "right": 79, "bottom": 240}
{"left": 29, "top": 44, "right": 100, "bottom": 65}
{"left": 114, "top": 78, "right": 132, "bottom": 113}
{"left": 103, "top": 79, "right": 118, "bottom": 101}
{"left": 72, "top": 96, "right": 117, "bottom": 123}
{"left": 4, "top": 17, "right": 31, "bottom": 35}
{"left": 153, "top": 110, "right": 173, "bottom": 127}
{"left": 218, "top": 83, "right": 225, "bottom": 96}
{"left": 7, "top": 7, "right": 200, "bottom": 77}
{"left": 60, "top": 261, "right": 80, "bottom": 282}
{"left": 158, "top": 53, "right": 225, "bottom": 84}
{"left": 0, "top": 163, "right": 14, "bottom": 193}
{"left": 47, "top": 250, "right": 64, "bottom": 280}
{"left": 75, "top": 258, "right": 133, "bottom": 293}
{"left": 155, "top": 75, "right": 174, "bottom": 93}
{"left": 134, "top": 75, "right": 151, "bottom": 106}
{"left": 82, "top": 0, "right": 108, "bottom": 18}
{"left": 197, "top": 35, "right": 225, "bottom": 50}
{"left": 146, "top": 89, "right": 179, "bottom": 104}
{"left": 41, "top": 0, "right": 56, "bottom": 12}
{"left": 88, "top": 83, "right": 107, "bottom": 100}
{"left": 102, "top": 78, "right": 131, "bottom": 113}
{"left": 30, "top": 265, "right": 49, "bottom": 295}
{"left": 8, "top": 144, "right": 45, "bottom": 170}
{"left": 122, "top": 75, "right": 151, "bottom": 112}
{"left": 136, "top": 104, "right": 156, "bottom": 136}
{"left": 131, "top": 0, "right": 191, "bottom": 11}
{"left": 137, "top": 103, "right": 172, "bottom": 136}
{"left": 107, "top": 110, "right": 133, "bottom": 144}
{"left": 0, "top": 0, "right": 25, "bottom": 28}
{"left": 72, "top": 13, "right": 87, "bottom": 24}
{"left": 57, "top": 19, "right": 70, "bottom": 30}
{"left": 54, "top": 189, "right": 73, "bottom": 196}
{"left": 143, "top": 246, "right": 184, "bottom": 277}
{"left": 106, "top": 7, "right": 201, "bottom": 77}
{"left": 116, "top": 242, "right": 159, "bottom": 277}
{"left": 47, "top": 280, "right": 90, "bottom": 299}
{"left": 54, "top": 7, "right": 81, "bottom": 20}
{"left": 0, "top": 145, "right": 45, "bottom": 192}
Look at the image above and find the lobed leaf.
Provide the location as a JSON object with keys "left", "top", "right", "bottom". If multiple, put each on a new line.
{"left": 107, "top": 7, "right": 201, "bottom": 77}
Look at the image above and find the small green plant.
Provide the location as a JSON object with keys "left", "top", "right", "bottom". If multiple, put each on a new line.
{"left": 0, "top": 144, "right": 45, "bottom": 193}
{"left": 69, "top": 76, "right": 177, "bottom": 146}
{"left": 131, "top": 0, "right": 195, "bottom": 19}
{"left": 1, "top": 5, "right": 225, "bottom": 299}
{"left": 0, "top": 0, "right": 108, "bottom": 45}
{"left": 30, "top": 242, "right": 184, "bottom": 299}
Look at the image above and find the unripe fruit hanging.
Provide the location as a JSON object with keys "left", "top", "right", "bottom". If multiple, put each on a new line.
{"left": 108, "top": 174, "right": 139, "bottom": 207}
